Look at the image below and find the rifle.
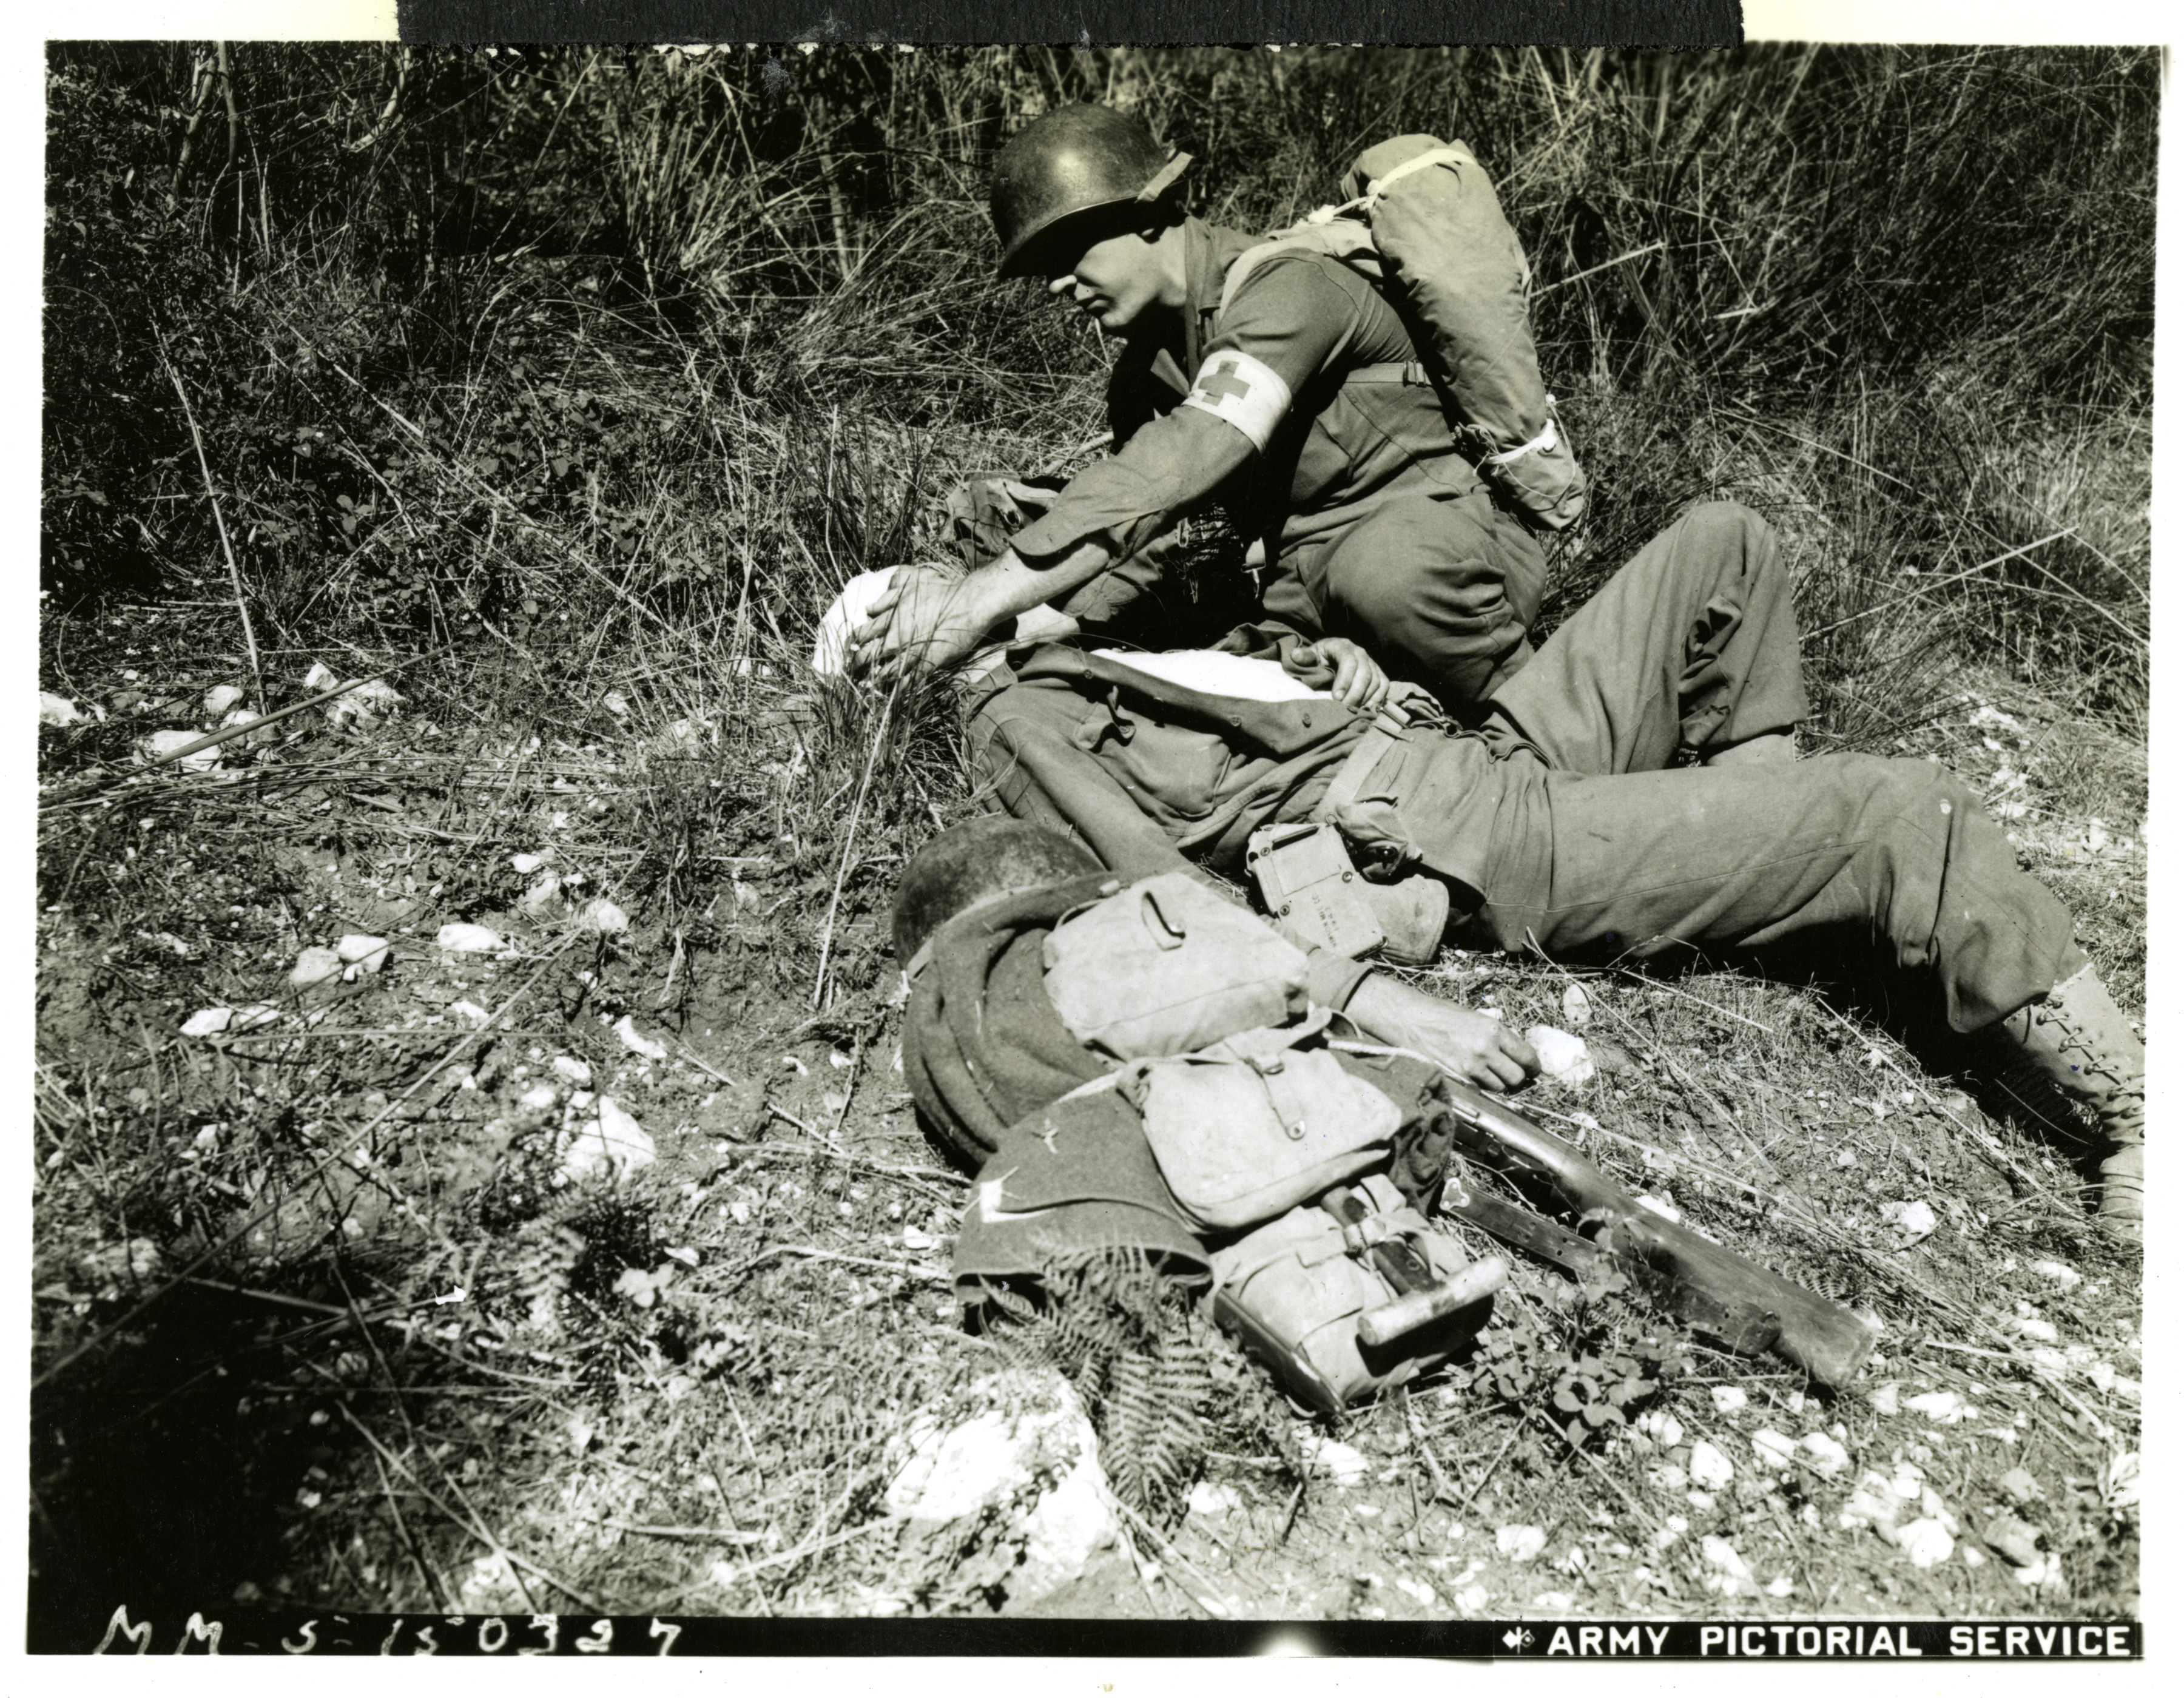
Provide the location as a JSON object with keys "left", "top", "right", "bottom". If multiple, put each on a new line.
{"left": 1429, "top": 1074, "right": 1875, "bottom": 1387}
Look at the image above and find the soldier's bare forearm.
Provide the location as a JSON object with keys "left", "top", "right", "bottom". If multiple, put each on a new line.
{"left": 974, "top": 538, "right": 1114, "bottom": 623}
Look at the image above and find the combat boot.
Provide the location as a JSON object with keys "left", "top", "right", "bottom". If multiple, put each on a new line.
{"left": 1990, "top": 965, "right": 2145, "bottom": 1239}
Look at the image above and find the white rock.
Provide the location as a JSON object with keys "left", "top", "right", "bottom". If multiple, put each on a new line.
{"left": 1688, "top": 1440, "right": 1736, "bottom": 1490}
{"left": 557, "top": 1100, "right": 655, "bottom": 1184}
{"left": 39, "top": 690, "right": 89, "bottom": 727}
{"left": 336, "top": 934, "right": 391, "bottom": 971}
{"left": 602, "top": 690, "right": 632, "bottom": 719}
{"left": 140, "top": 729, "right": 220, "bottom": 772}
{"left": 551, "top": 1055, "right": 593, "bottom": 1088}
{"left": 1495, "top": 1524, "right": 1547, "bottom": 1563}
{"left": 2014, "top": 1552, "right": 2066, "bottom": 1593}
{"left": 203, "top": 683, "right": 244, "bottom": 717}
{"left": 448, "top": 999, "right": 491, "bottom": 1029}
{"left": 1905, "top": 1390, "right": 1970, "bottom": 1424}
{"left": 2007, "top": 1315, "right": 2059, "bottom": 1344}
{"left": 1636, "top": 1409, "right": 1684, "bottom": 1448}
{"left": 1701, "top": 1534, "right": 1753, "bottom": 1580}
{"left": 1015, "top": 1449, "right": 1117, "bottom": 1599}
{"left": 1881, "top": 1199, "right": 1938, "bottom": 1244}
{"left": 1560, "top": 983, "right": 1592, "bottom": 1028}
{"left": 582, "top": 898, "right": 632, "bottom": 937}
{"left": 881, "top": 1371, "right": 1117, "bottom": 1601}
{"left": 1896, "top": 1518, "right": 1955, "bottom": 1569}
{"left": 511, "top": 852, "right": 547, "bottom": 875}
{"left": 521, "top": 871, "right": 563, "bottom": 916}
{"left": 1523, "top": 1025, "right": 1594, "bottom": 1087}
{"left": 1711, "top": 1386, "right": 1748, "bottom": 1415}
{"left": 1752, "top": 1429, "right": 1797, "bottom": 1469}
{"left": 613, "top": 1014, "right": 668, "bottom": 1061}
{"left": 1646, "top": 1465, "right": 1687, "bottom": 1494}
{"left": 436, "top": 923, "right": 505, "bottom": 953}
{"left": 1984, "top": 1515, "right": 2043, "bottom": 1568}
{"left": 1839, "top": 1471, "right": 1903, "bottom": 1535}
{"left": 181, "top": 1007, "right": 234, "bottom": 1037}
{"left": 1188, "top": 1482, "right": 1241, "bottom": 1518}
{"left": 1296, "top": 1435, "right": 1370, "bottom": 1488}
{"left": 2028, "top": 1259, "right": 2081, "bottom": 1289}
{"left": 306, "top": 667, "right": 403, "bottom": 728}
{"left": 519, "top": 1085, "right": 559, "bottom": 1112}
{"left": 291, "top": 946, "right": 343, "bottom": 990}
{"left": 1798, "top": 1432, "right": 1852, "bottom": 1477}
{"left": 1869, "top": 1381, "right": 1901, "bottom": 1415}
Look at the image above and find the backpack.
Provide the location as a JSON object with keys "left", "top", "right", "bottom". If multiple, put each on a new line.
{"left": 1220, "top": 135, "right": 1587, "bottom": 534}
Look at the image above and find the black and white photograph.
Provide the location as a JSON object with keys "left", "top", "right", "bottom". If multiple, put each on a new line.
{"left": 27, "top": 16, "right": 2154, "bottom": 1651}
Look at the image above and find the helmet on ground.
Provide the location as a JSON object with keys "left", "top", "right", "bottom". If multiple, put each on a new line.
{"left": 989, "top": 104, "right": 1191, "bottom": 278}
{"left": 892, "top": 816, "right": 1102, "bottom": 963}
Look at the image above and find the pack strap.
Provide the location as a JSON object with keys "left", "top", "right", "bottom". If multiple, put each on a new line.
{"left": 1299, "top": 143, "right": 1472, "bottom": 227}
{"left": 1344, "top": 360, "right": 1431, "bottom": 387}
{"left": 1313, "top": 707, "right": 1409, "bottom": 824}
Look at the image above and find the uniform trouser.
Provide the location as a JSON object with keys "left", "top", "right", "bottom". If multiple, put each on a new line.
{"left": 1267, "top": 486, "right": 1548, "bottom": 713}
{"left": 1432, "top": 502, "right": 2083, "bottom": 1034}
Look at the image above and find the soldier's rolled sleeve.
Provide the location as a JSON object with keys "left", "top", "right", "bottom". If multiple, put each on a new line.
{"left": 1011, "top": 258, "right": 1358, "bottom": 565}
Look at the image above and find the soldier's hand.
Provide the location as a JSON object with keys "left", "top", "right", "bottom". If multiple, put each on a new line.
{"left": 1298, "top": 637, "right": 1392, "bottom": 715}
{"left": 1344, "top": 973, "right": 1540, "bottom": 1091}
{"left": 849, "top": 565, "right": 994, "bottom": 683}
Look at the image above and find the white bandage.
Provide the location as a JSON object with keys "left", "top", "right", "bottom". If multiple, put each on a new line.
{"left": 1181, "top": 349, "right": 1292, "bottom": 452}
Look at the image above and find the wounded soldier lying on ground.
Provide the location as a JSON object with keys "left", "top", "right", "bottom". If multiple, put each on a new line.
{"left": 831, "top": 500, "right": 2143, "bottom": 1243}
{"left": 892, "top": 815, "right": 1888, "bottom": 1410}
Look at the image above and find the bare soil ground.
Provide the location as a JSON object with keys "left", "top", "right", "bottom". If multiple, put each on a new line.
{"left": 30, "top": 601, "right": 2143, "bottom": 1634}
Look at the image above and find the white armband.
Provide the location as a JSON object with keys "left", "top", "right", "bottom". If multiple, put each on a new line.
{"left": 1181, "top": 349, "right": 1293, "bottom": 453}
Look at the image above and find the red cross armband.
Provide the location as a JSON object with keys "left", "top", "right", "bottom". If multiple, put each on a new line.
{"left": 1182, "top": 349, "right": 1293, "bottom": 452}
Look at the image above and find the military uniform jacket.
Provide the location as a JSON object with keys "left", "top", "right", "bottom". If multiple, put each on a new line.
{"left": 1011, "top": 217, "right": 1487, "bottom": 577}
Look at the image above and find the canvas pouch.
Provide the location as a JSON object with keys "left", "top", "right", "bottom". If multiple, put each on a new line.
{"left": 1042, "top": 871, "right": 1310, "bottom": 1059}
{"left": 1119, "top": 1020, "right": 1400, "bottom": 1231}
{"left": 1210, "top": 1172, "right": 1478, "bottom": 1410}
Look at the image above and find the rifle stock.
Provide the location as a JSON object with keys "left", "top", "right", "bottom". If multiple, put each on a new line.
{"left": 1438, "top": 1079, "right": 1876, "bottom": 1387}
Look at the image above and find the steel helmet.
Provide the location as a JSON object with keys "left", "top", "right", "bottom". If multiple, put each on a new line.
{"left": 892, "top": 816, "right": 1102, "bottom": 965}
{"left": 989, "top": 105, "right": 1193, "bottom": 278}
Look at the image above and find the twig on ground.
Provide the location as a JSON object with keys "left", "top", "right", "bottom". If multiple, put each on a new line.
{"left": 811, "top": 684, "right": 898, "bottom": 1008}
{"left": 1805, "top": 529, "right": 2078, "bottom": 641}
{"left": 1613, "top": 968, "right": 1776, "bottom": 1034}
{"left": 729, "top": 1244, "right": 948, "bottom": 1282}
{"left": 1455, "top": 1419, "right": 1529, "bottom": 1516}
{"left": 161, "top": 343, "right": 263, "bottom": 708}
